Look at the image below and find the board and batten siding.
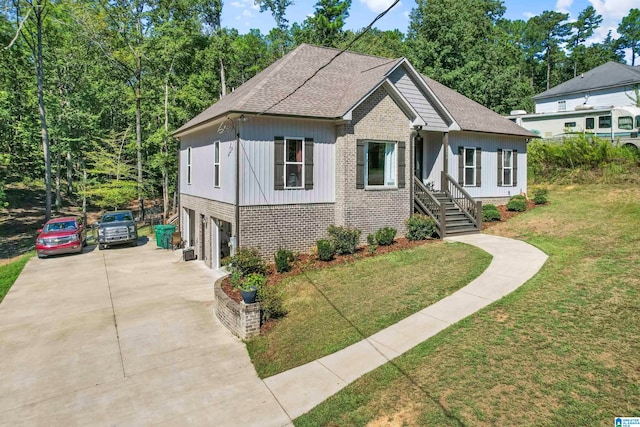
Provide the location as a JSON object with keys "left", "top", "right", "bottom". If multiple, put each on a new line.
{"left": 421, "top": 131, "right": 445, "bottom": 189}
{"left": 179, "top": 123, "right": 236, "bottom": 204}
{"left": 535, "top": 86, "right": 632, "bottom": 114}
{"left": 388, "top": 66, "right": 449, "bottom": 132}
{"left": 449, "top": 132, "right": 528, "bottom": 198}
{"left": 238, "top": 116, "right": 335, "bottom": 206}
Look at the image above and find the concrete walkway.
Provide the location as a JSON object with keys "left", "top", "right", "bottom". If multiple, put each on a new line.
{"left": 263, "top": 234, "right": 548, "bottom": 419}
{"left": 0, "top": 233, "right": 546, "bottom": 426}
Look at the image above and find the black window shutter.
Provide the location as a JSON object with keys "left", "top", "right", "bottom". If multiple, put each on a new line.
{"left": 397, "top": 141, "right": 405, "bottom": 188}
{"left": 476, "top": 147, "right": 482, "bottom": 187}
{"left": 497, "top": 149, "right": 503, "bottom": 187}
{"left": 356, "top": 140, "right": 365, "bottom": 189}
{"left": 458, "top": 146, "right": 464, "bottom": 185}
{"left": 513, "top": 150, "right": 518, "bottom": 187}
{"left": 274, "top": 136, "right": 284, "bottom": 190}
{"left": 304, "top": 137, "right": 314, "bottom": 190}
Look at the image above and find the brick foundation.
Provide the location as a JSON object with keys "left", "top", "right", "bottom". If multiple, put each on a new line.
{"left": 213, "top": 275, "right": 261, "bottom": 339}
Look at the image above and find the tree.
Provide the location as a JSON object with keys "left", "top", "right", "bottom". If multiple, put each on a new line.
{"left": 568, "top": 5, "right": 602, "bottom": 76}
{"left": 255, "top": 0, "right": 292, "bottom": 56}
{"left": 525, "top": 10, "right": 571, "bottom": 90}
{"left": 300, "top": 0, "right": 351, "bottom": 48}
{"left": 618, "top": 8, "right": 640, "bottom": 66}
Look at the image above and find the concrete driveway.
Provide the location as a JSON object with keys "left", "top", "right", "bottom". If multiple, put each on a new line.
{"left": 0, "top": 239, "right": 291, "bottom": 426}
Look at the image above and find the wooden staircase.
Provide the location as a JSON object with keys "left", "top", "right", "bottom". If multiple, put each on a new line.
{"left": 413, "top": 173, "right": 482, "bottom": 238}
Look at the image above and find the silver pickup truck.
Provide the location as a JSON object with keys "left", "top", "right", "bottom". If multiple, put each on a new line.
{"left": 97, "top": 210, "right": 138, "bottom": 250}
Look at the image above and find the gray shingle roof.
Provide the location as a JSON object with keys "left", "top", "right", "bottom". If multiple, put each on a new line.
{"left": 176, "top": 44, "right": 536, "bottom": 139}
{"left": 421, "top": 75, "right": 536, "bottom": 138}
{"left": 532, "top": 61, "right": 640, "bottom": 100}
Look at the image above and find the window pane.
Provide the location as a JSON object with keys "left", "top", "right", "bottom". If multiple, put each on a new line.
{"left": 504, "top": 150, "right": 512, "bottom": 167}
{"left": 464, "top": 148, "right": 475, "bottom": 166}
{"left": 367, "top": 142, "right": 385, "bottom": 186}
{"left": 286, "top": 139, "right": 303, "bottom": 162}
{"left": 599, "top": 115, "right": 611, "bottom": 129}
{"left": 285, "top": 164, "right": 302, "bottom": 187}
{"left": 564, "top": 122, "right": 576, "bottom": 128}
{"left": 504, "top": 169, "right": 511, "bottom": 185}
{"left": 636, "top": 116, "right": 640, "bottom": 128}
{"left": 214, "top": 142, "right": 219, "bottom": 162}
{"left": 619, "top": 116, "right": 633, "bottom": 130}
{"left": 465, "top": 167, "right": 474, "bottom": 186}
{"left": 384, "top": 143, "right": 396, "bottom": 186}
{"left": 214, "top": 165, "right": 219, "bottom": 187}
{"left": 586, "top": 118, "right": 595, "bottom": 129}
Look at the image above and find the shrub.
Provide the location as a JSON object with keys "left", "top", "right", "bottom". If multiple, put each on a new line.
{"left": 230, "top": 271, "right": 243, "bottom": 289}
{"left": 533, "top": 188, "right": 548, "bottom": 205}
{"left": 257, "top": 282, "right": 288, "bottom": 321}
{"left": 366, "top": 233, "right": 377, "bottom": 254}
{"left": 225, "top": 247, "right": 267, "bottom": 277}
{"left": 374, "top": 227, "right": 396, "bottom": 246}
{"left": 510, "top": 194, "right": 526, "bottom": 201}
{"left": 327, "top": 225, "right": 361, "bottom": 255}
{"left": 242, "top": 273, "right": 267, "bottom": 291}
{"left": 274, "top": 248, "right": 295, "bottom": 273}
{"left": 405, "top": 214, "right": 436, "bottom": 240}
{"left": 507, "top": 199, "right": 527, "bottom": 212}
{"left": 482, "top": 204, "right": 501, "bottom": 222}
{"left": 316, "top": 239, "right": 334, "bottom": 261}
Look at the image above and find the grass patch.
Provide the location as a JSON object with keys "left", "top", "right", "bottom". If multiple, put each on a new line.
{"left": 246, "top": 242, "right": 491, "bottom": 378}
{"left": 0, "top": 252, "right": 33, "bottom": 303}
{"left": 295, "top": 184, "right": 640, "bottom": 426}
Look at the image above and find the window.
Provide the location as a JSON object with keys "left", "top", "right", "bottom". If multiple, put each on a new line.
{"left": 284, "top": 137, "right": 304, "bottom": 188}
{"left": 636, "top": 116, "right": 640, "bottom": 128}
{"left": 187, "top": 147, "right": 192, "bottom": 185}
{"left": 365, "top": 141, "right": 396, "bottom": 187}
{"left": 213, "top": 140, "right": 220, "bottom": 187}
{"left": 564, "top": 122, "right": 577, "bottom": 128}
{"left": 598, "top": 115, "right": 611, "bottom": 129}
{"left": 502, "top": 149, "right": 513, "bottom": 186}
{"left": 464, "top": 147, "right": 476, "bottom": 187}
{"left": 619, "top": 116, "right": 634, "bottom": 130}
{"left": 558, "top": 100, "right": 566, "bottom": 111}
{"left": 586, "top": 117, "right": 595, "bottom": 130}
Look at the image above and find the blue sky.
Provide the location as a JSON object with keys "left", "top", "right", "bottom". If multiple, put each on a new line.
{"left": 222, "top": 0, "right": 638, "bottom": 61}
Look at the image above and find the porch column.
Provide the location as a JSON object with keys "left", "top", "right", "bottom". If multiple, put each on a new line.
{"left": 442, "top": 132, "right": 449, "bottom": 176}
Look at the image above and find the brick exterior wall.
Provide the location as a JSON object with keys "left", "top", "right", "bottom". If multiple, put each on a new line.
{"left": 213, "top": 276, "right": 261, "bottom": 339}
{"left": 180, "top": 193, "right": 235, "bottom": 268}
{"left": 240, "top": 203, "right": 334, "bottom": 258}
{"left": 335, "top": 85, "right": 412, "bottom": 240}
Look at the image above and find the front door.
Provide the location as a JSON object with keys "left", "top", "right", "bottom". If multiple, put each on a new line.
{"left": 414, "top": 133, "right": 424, "bottom": 180}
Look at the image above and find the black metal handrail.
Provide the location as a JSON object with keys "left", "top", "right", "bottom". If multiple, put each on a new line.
{"left": 413, "top": 176, "right": 446, "bottom": 237}
{"left": 441, "top": 172, "right": 482, "bottom": 231}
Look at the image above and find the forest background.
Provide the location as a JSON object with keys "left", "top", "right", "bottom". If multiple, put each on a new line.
{"left": 1, "top": 0, "right": 638, "bottom": 221}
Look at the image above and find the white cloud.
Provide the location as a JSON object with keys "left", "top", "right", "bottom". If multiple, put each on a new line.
{"left": 588, "top": 0, "right": 637, "bottom": 63}
{"left": 403, "top": 10, "right": 409, "bottom": 19}
{"left": 231, "top": 0, "right": 259, "bottom": 10}
{"left": 242, "top": 9, "right": 253, "bottom": 17}
{"left": 230, "top": 1, "right": 243, "bottom": 7}
{"left": 523, "top": 11, "right": 535, "bottom": 18}
{"left": 556, "top": 0, "right": 573, "bottom": 13}
{"left": 359, "top": 0, "right": 401, "bottom": 14}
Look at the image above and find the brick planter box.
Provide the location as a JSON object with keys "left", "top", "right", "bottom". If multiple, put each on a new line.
{"left": 213, "top": 276, "right": 261, "bottom": 339}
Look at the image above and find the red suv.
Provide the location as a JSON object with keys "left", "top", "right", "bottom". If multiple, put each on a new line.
{"left": 36, "top": 217, "right": 86, "bottom": 259}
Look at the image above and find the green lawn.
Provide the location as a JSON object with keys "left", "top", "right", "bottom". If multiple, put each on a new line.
{"left": 0, "top": 252, "right": 33, "bottom": 303}
{"left": 247, "top": 241, "right": 492, "bottom": 378}
{"left": 295, "top": 184, "right": 640, "bottom": 426}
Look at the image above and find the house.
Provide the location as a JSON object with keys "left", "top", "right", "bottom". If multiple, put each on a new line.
{"left": 173, "top": 44, "right": 535, "bottom": 268}
{"left": 508, "top": 62, "right": 640, "bottom": 146}
{"left": 532, "top": 61, "right": 640, "bottom": 114}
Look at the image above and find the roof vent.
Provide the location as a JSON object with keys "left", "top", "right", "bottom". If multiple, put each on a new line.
{"left": 510, "top": 110, "right": 527, "bottom": 115}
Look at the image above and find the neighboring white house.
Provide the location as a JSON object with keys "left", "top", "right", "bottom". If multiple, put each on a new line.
{"left": 173, "top": 44, "right": 535, "bottom": 268}
{"left": 507, "top": 62, "right": 640, "bottom": 148}
{"left": 533, "top": 61, "right": 640, "bottom": 114}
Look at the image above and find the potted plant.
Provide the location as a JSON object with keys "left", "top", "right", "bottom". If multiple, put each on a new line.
{"left": 239, "top": 273, "right": 266, "bottom": 304}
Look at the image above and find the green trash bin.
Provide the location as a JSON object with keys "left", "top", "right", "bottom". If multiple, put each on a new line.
{"left": 154, "top": 224, "right": 176, "bottom": 249}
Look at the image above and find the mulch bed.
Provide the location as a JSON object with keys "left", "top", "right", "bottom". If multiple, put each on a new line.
{"left": 222, "top": 200, "right": 545, "bottom": 304}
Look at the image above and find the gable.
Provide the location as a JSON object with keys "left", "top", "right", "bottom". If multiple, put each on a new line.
{"left": 388, "top": 66, "right": 450, "bottom": 132}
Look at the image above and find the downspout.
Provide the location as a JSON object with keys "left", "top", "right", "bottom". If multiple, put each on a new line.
{"left": 176, "top": 137, "right": 181, "bottom": 233}
{"left": 443, "top": 132, "right": 449, "bottom": 177}
{"left": 233, "top": 122, "right": 241, "bottom": 255}
{"left": 410, "top": 128, "right": 415, "bottom": 215}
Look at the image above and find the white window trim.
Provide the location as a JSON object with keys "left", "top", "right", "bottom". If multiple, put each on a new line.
{"left": 558, "top": 100, "right": 566, "bottom": 111}
{"left": 284, "top": 136, "right": 304, "bottom": 189}
{"left": 365, "top": 140, "right": 398, "bottom": 189}
{"left": 502, "top": 149, "right": 513, "bottom": 187}
{"left": 213, "top": 140, "right": 220, "bottom": 188}
{"left": 187, "top": 147, "right": 192, "bottom": 185}
{"left": 463, "top": 146, "right": 476, "bottom": 187}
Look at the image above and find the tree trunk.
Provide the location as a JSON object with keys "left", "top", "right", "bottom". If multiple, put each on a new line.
{"left": 66, "top": 151, "right": 73, "bottom": 197}
{"left": 55, "top": 150, "right": 62, "bottom": 209}
{"left": 135, "top": 66, "right": 143, "bottom": 218}
{"left": 35, "top": 2, "right": 52, "bottom": 221}
{"left": 220, "top": 57, "right": 226, "bottom": 97}
{"left": 163, "top": 79, "right": 169, "bottom": 223}
{"left": 546, "top": 48, "right": 551, "bottom": 91}
{"left": 82, "top": 160, "right": 87, "bottom": 228}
